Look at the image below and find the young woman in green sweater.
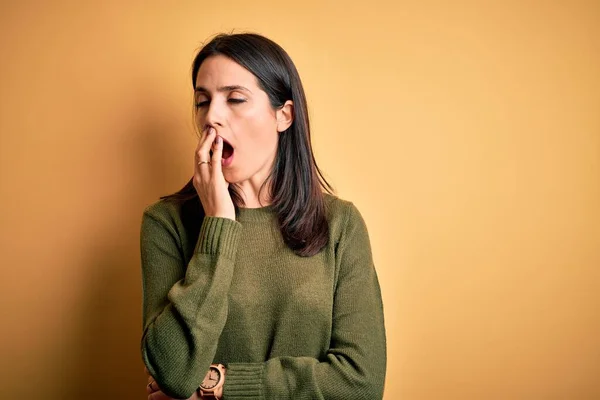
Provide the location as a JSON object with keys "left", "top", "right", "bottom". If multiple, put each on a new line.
{"left": 140, "top": 33, "right": 387, "bottom": 399}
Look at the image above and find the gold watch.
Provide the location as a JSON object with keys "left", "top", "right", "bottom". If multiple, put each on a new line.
{"left": 198, "top": 364, "right": 226, "bottom": 399}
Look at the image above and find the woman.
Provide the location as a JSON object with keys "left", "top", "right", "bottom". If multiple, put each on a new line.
{"left": 140, "top": 32, "right": 387, "bottom": 400}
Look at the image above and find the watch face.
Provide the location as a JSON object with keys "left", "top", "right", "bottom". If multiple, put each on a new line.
{"left": 201, "top": 366, "right": 221, "bottom": 389}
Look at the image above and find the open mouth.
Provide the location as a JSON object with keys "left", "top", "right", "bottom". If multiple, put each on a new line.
{"left": 210, "top": 136, "right": 235, "bottom": 167}
{"left": 222, "top": 140, "right": 234, "bottom": 159}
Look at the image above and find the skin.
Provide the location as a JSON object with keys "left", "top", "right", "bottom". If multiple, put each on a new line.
{"left": 145, "top": 367, "right": 199, "bottom": 399}
{"left": 193, "top": 54, "right": 294, "bottom": 215}
{"left": 147, "top": 55, "right": 294, "bottom": 398}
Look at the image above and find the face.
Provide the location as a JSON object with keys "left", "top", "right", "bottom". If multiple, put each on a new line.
{"left": 194, "top": 55, "right": 292, "bottom": 186}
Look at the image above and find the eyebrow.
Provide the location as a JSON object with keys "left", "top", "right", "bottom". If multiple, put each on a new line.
{"left": 194, "top": 85, "right": 252, "bottom": 94}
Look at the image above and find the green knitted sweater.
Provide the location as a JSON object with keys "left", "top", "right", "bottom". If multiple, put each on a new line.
{"left": 140, "top": 193, "right": 386, "bottom": 399}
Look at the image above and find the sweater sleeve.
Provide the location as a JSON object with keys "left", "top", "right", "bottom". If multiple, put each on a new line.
{"left": 222, "top": 202, "right": 387, "bottom": 400}
{"left": 140, "top": 208, "right": 242, "bottom": 398}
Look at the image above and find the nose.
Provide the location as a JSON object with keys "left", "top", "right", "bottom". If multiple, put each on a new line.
{"left": 205, "top": 98, "right": 225, "bottom": 129}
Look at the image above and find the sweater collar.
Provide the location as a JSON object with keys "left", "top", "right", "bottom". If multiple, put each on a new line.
{"left": 235, "top": 204, "right": 276, "bottom": 222}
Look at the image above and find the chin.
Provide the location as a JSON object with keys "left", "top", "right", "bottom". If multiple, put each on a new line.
{"left": 223, "top": 169, "right": 256, "bottom": 186}
{"left": 222, "top": 170, "right": 241, "bottom": 184}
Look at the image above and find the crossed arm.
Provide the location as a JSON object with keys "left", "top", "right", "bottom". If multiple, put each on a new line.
{"left": 145, "top": 366, "right": 199, "bottom": 400}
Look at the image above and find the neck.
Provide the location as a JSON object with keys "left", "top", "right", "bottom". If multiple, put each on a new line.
{"left": 235, "top": 175, "right": 274, "bottom": 209}
{"left": 239, "top": 190, "right": 272, "bottom": 208}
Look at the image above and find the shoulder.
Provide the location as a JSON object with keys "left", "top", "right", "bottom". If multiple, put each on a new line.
{"left": 323, "top": 192, "right": 364, "bottom": 221}
{"left": 139, "top": 200, "right": 181, "bottom": 245}
{"left": 141, "top": 196, "right": 202, "bottom": 241}
{"left": 143, "top": 195, "right": 201, "bottom": 224}
{"left": 142, "top": 198, "right": 180, "bottom": 225}
{"left": 322, "top": 192, "right": 367, "bottom": 243}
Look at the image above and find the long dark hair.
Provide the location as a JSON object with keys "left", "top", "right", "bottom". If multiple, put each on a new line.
{"left": 160, "top": 32, "right": 334, "bottom": 257}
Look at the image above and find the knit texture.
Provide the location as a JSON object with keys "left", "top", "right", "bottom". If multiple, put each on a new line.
{"left": 140, "top": 193, "right": 387, "bottom": 399}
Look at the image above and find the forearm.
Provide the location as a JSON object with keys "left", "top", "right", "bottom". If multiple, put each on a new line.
{"left": 142, "top": 257, "right": 231, "bottom": 398}
{"left": 223, "top": 346, "right": 386, "bottom": 399}
{"left": 141, "top": 215, "right": 242, "bottom": 398}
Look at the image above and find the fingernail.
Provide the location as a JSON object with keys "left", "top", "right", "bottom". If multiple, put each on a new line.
{"left": 216, "top": 136, "right": 222, "bottom": 144}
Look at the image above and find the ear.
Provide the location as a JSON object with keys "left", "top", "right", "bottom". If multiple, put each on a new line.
{"left": 276, "top": 100, "right": 294, "bottom": 133}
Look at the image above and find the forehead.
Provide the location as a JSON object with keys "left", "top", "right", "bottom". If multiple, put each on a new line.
{"left": 195, "top": 55, "right": 258, "bottom": 89}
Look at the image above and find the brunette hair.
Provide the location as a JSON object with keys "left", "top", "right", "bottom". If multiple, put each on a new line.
{"left": 160, "top": 32, "right": 334, "bottom": 256}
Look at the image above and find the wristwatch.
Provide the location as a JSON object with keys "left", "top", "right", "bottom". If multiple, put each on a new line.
{"left": 198, "top": 364, "right": 226, "bottom": 399}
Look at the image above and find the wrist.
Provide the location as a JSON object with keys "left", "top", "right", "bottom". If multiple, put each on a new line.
{"left": 198, "top": 364, "right": 226, "bottom": 399}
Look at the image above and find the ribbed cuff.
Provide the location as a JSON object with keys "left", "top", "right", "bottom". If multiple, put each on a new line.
{"left": 223, "top": 363, "right": 264, "bottom": 399}
{"left": 195, "top": 217, "right": 242, "bottom": 259}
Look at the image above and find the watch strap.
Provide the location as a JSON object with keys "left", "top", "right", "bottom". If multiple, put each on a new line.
{"left": 199, "top": 390, "right": 218, "bottom": 399}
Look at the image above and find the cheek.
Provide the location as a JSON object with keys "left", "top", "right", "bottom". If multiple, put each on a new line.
{"left": 233, "top": 106, "right": 277, "bottom": 141}
{"left": 235, "top": 105, "right": 271, "bottom": 125}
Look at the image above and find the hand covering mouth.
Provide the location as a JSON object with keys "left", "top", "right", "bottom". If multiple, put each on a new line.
{"left": 210, "top": 136, "right": 234, "bottom": 159}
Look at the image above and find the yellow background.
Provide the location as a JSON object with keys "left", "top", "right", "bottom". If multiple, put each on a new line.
{"left": 1, "top": 1, "right": 599, "bottom": 399}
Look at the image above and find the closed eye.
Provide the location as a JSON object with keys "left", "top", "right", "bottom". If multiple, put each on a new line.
{"left": 195, "top": 98, "right": 247, "bottom": 108}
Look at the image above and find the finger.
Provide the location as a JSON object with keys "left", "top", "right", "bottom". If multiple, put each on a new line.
{"left": 195, "top": 127, "right": 205, "bottom": 154}
{"left": 148, "top": 390, "right": 172, "bottom": 400}
{"left": 211, "top": 134, "right": 224, "bottom": 177}
{"left": 196, "top": 125, "right": 211, "bottom": 146}
{"left": 146, "top": 380, "right": 155, "bottom": 394}
{"left": 147, "top": 379, "right": 163, "bottom": 394}
{"left": 196, "top": 128, "right": 216, "bottom": 181}
{"left": 195, "top": 127, "right": 215, "bottom": 163}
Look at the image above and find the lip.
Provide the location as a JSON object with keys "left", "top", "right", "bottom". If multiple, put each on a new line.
{"left": 207, "top": 127, "right": 235, "bottom": 160}
{"left": 222, "top": 151, "right": 234, "bottom": 167}
{"left": 208, "top": 127, "right": 233, "bottom": 149}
